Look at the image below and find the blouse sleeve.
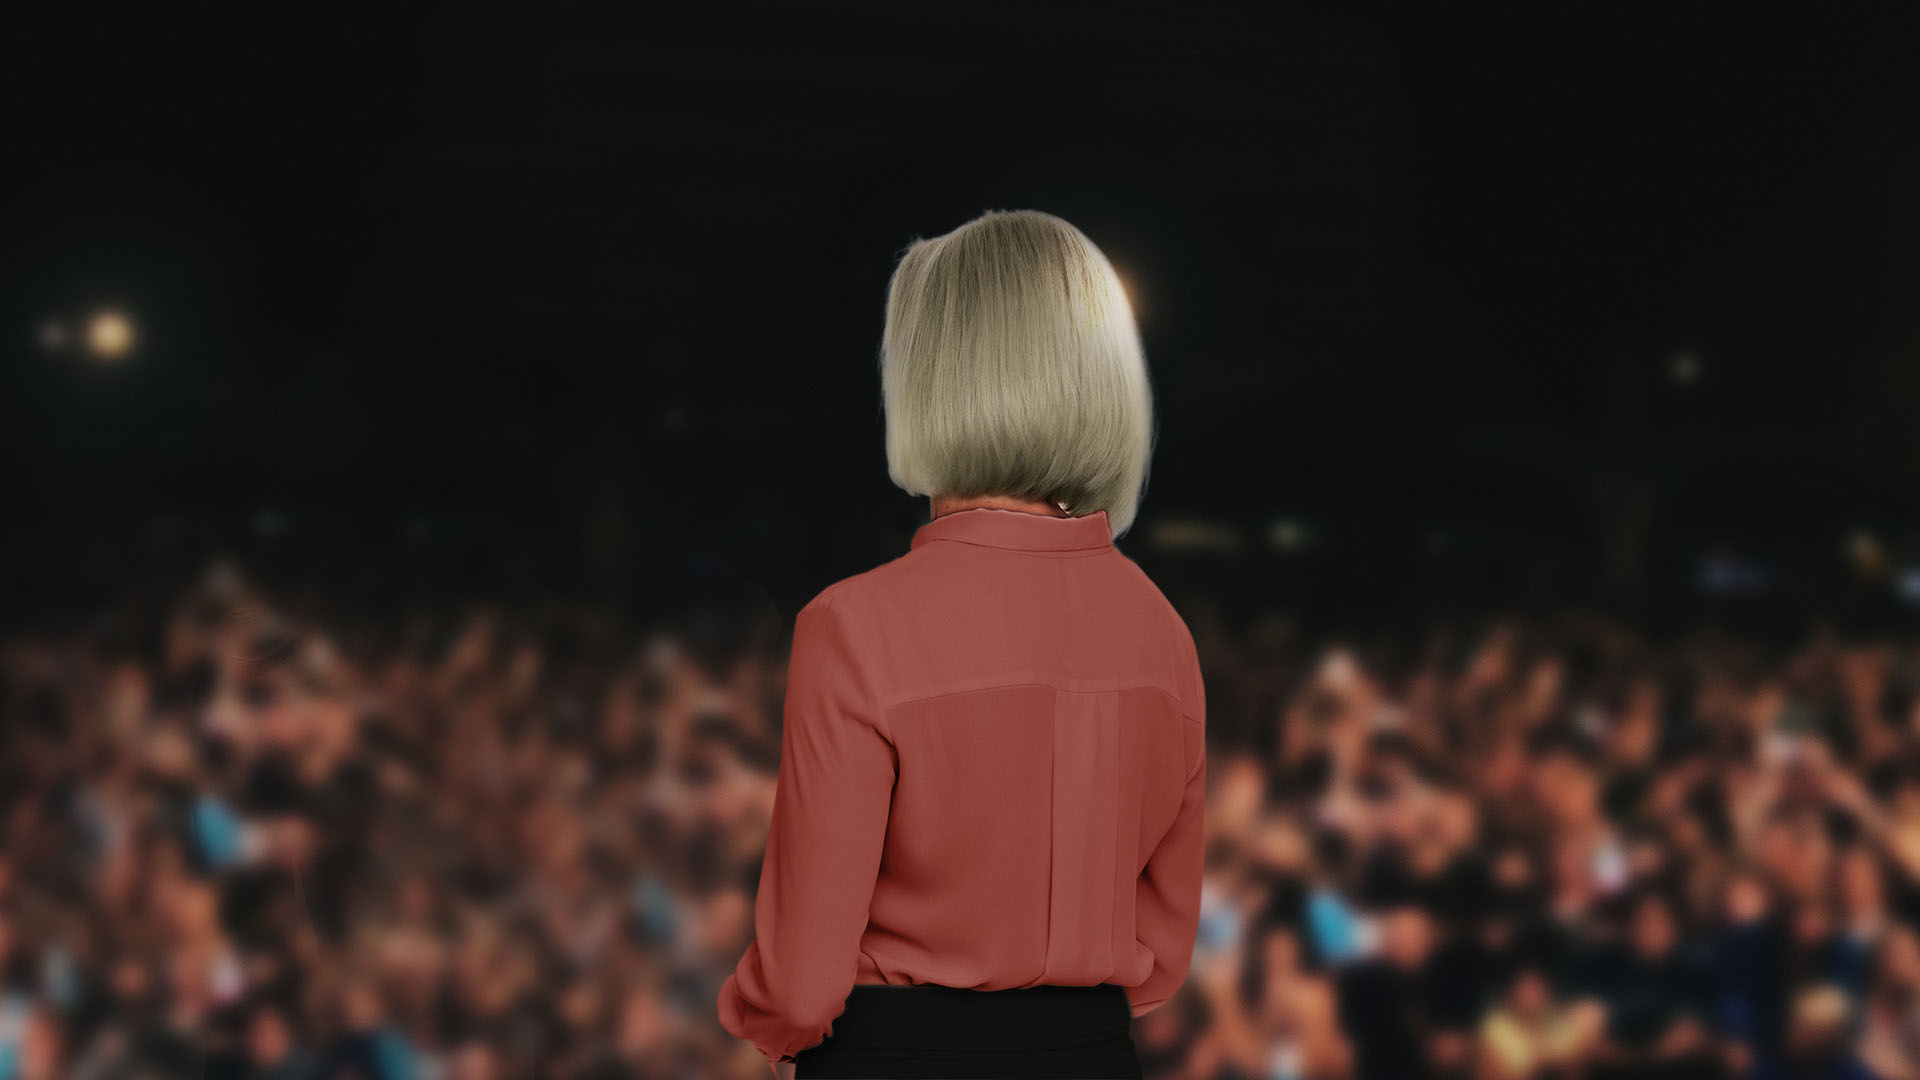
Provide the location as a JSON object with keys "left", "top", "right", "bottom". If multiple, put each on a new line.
{"left": 716, "top": 594, "right": 897, "bottom": 1064}
{"left": 1126, "top": 629, "right": 1207, "bottom": 1018}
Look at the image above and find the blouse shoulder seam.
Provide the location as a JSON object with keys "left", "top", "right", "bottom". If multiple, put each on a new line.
{"left": 804, "top": 589, "right": 894, "bottom": 744}
{"left": 884, "top": 680, "right": 1185, "bottom": 713}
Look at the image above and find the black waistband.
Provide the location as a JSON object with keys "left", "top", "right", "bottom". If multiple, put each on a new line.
{"left": 813, "top": 983, "right": 1133, "bottom": 1053}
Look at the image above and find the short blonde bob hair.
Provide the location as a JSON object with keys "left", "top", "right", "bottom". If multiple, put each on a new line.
{"left": 881, "top": 209, "right": 1156, "bottom": 540}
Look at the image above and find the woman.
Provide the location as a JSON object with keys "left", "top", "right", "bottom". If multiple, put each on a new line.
{"left": 715, "top": 209, "right": 1207, "bottom": 1079}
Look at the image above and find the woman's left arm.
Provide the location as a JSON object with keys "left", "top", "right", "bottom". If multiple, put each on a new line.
{"left": 718, "top": 594, "right": 897, "bottom": 1067}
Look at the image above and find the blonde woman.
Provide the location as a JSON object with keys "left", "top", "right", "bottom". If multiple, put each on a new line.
{"left": 716, "top": 210, "right": 1206, "bottom": 1078}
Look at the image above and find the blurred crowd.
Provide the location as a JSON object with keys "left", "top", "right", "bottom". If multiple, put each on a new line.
{"left": 6, "top": 557, "right": 1920, "bottom": 1080}
{"left": 1168, "top": 604, "right": 1920, "bottom": 1080}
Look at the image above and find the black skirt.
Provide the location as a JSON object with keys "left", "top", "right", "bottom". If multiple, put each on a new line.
{"left": 791, "top": 983, "right": 1144, "bottom": 1079}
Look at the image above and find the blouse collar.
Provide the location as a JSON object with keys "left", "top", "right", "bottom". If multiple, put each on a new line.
{"left": 910, "top": 507, "right": 1114, "bottom": 553}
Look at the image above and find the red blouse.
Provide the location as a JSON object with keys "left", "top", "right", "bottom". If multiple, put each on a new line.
{"left": 716, "top": 506, "right": 1208, "bottom": 1065}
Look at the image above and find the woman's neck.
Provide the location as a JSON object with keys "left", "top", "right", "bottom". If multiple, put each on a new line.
{"left": 930, "top": 493, "right": 1070, "bottom": 520}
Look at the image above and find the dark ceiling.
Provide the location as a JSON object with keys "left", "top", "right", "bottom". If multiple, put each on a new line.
{"left": 5, "top": 3, "right": 1919, "bottom": 622}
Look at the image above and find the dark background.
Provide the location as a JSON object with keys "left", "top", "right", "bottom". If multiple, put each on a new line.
{"left": 7, "top": 3, "right": 1920, "bottom": 633}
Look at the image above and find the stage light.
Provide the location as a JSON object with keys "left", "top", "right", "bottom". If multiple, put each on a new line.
{"left": 1846, "top": 529, "right": 1887, "bottom": 575}
{"left": 39, "top": 321, "right": 70, "bottom": 350}
{"left": 85, "top": 310, "right": 135, "bottom": 360}
{"left": 1269, "top": 517, "right": 1311, "bottom": 552}
{"left": 1700, "top": 553, "right": 1770, "bottom": 594}
{"left": 1668, "top": 347, "right": 1703, "bottom": 386}
{"left": 1147, "top": 517, "right": 1243, "bottom": 553}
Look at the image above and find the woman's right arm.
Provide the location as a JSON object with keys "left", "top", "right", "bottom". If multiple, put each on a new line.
{"left": 717, "top": 595, "right": 897, "bottom": 1066}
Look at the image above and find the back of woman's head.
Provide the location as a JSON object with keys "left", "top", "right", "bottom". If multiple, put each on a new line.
{"left": 881, "top": 209, "right": 1156, "bottom": 538}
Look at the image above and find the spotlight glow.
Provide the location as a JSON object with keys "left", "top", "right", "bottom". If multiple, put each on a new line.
{"left": 85, "top": 310, "right": 135, "bottom": 360}
{"left": 1669, "top": 347, "right": 1704, "bottom": 386}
